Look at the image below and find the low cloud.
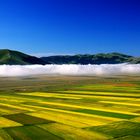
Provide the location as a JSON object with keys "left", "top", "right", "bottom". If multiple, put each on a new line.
{"left": 0, "top": 64, "right": 140, "bottom": 77}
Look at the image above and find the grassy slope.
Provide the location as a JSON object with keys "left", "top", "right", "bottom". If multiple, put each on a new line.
{"left": 0, "top": 49, "right": 140, "bottom": 64}
{"left": 0, "top": 49, "right": 45, "bottom": 65}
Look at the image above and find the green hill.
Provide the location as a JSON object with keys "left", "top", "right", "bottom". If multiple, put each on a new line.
{"left": 41, "top": 53, "right": 136, "bottom": 64}
{"left": 0, "top": 49, "right": 46, "bottom": 65}
{"left": 0, "top": 49, "right": 139, "bottom": 65}
{"left": 127, "top": 57, "right": 140, "bottom": 64}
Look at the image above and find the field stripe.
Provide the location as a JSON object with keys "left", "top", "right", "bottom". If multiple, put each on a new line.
{"left": 17, "top": 92, "right": 140, "bottom": 102}
{"left": 17, "top": 92, "right": 82, "bottom": 99}
{"left": 35, "top": 100, "right": 139, "bottom": 116}
{"left": 100, "top": 101, "right": 140, "bottom": 107}
{"left": 0, "top": 103, "right": 35, "bottom": 112}
{"left": 0, "top": 117, "right": 22, "bottom": 128}
{"left": 60, "top": 90, "right": 140, "bottom": 97}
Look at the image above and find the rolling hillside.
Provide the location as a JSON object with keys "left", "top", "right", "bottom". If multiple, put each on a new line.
{"left": 0, "top": 49, "right": 46, "bottom": 65}
{"left": 41, "top": 53, "right": 134, "bottom": 64}
{"left": 0, "top": 49, "right": 139, "bottom": 65}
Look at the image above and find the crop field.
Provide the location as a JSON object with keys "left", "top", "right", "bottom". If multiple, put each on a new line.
{"left": 0, "top": 75, "right": 140, "bottom": 140}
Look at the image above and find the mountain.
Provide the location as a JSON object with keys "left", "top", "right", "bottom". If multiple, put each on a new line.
{"left": 0, "top": 49, "right": 139, "bottom": 65}
{"left": 0, "top": 49, "right": 46, "bottom": 65}
{"left": 41, "top": 53, "right": 135, "bottom": 64}
{"left": 127, "top": 57, "right": 140, "bottom": 64}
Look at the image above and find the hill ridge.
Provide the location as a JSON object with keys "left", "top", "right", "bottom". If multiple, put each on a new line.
{"left": 0, "top": 49, "right": 46, "bottom": 65}
{"left": 0, "top": 49, "right": 140, "bottom": 65}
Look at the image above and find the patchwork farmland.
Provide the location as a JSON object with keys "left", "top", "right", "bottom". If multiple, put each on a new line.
{"left": 0, "top": 76, "right": 140, "bottom": 140}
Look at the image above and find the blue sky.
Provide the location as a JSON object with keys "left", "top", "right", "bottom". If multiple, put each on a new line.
{"left": 0, "top": 0, "right": 140, "bottom": 56}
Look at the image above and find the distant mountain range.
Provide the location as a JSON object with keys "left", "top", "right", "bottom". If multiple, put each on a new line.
{"left": 0, "top": 49, "right": 140, "bottom": 65}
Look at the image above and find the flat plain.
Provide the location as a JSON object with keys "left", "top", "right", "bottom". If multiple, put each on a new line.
{"left": 0, "top": 75, "right": 140, "bottom": 140}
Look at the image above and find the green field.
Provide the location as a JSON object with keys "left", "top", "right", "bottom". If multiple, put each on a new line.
{"left": 0, "top": 75, "right": 140, "bottom": 140}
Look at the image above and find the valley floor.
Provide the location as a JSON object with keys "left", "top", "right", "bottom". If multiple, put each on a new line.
{"left": 0, "top": 76, "right": 140, "bottom": 140}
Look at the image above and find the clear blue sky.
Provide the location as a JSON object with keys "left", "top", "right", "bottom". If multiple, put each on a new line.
{"left": 0, "top": 0, "right": 140, "bottom": 56}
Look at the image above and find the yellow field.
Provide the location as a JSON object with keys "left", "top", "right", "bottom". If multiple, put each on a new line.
{"left": 0, "top": 117, "right": 22, "bottom": 128}
{"left": 0, "top": 76, "right": 140, "bottom": 139}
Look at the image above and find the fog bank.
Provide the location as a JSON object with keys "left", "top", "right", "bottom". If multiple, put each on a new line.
{"left": 0, "top": 64, "right": 140, "bottom": 77}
